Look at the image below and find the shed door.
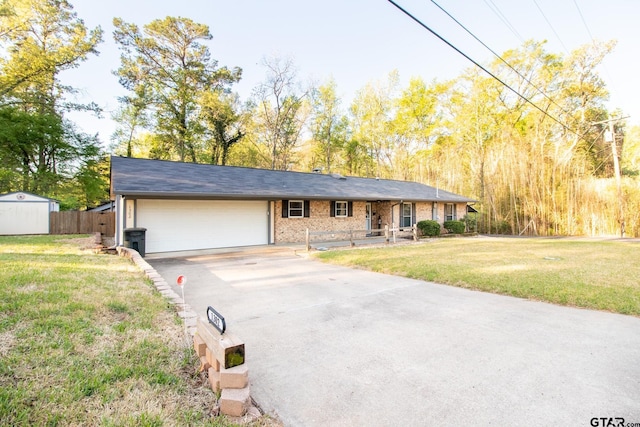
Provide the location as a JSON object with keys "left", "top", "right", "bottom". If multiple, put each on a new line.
{"left": 136, "top": 200, "right": 268, "bottom": 253}
{"left": 0, "top": 202, "right": 49, "bottom": 235}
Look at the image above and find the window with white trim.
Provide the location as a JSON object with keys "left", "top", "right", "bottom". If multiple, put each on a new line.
{"left": 289, "top": 200, "right": 304, "bottom": 218}
{"left": 445, "top": 203, "right": 456, "bottom": 221}
{"left": 335, "top": 201, "right": 348, "bottom": 217}
{"left": 401, "top": 203, "right": 412, "bottom": 227}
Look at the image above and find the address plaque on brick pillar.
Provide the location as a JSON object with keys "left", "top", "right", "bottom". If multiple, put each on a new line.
{"left": 207, "top": 306, "right": 226, "bottom": 334}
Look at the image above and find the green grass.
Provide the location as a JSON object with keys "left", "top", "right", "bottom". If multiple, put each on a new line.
{"left": 315, "top": 237, "right": 640, "bottom": 316}
{"left": 0, "top": 235, "right": 276, "bottom": 427}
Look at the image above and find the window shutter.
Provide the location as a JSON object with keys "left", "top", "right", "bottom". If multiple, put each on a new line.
{"left": 330, "top": 201, "right": 335, "bottom": 217}
{"left": 304, "top": 200, "right": 310, "bottom": 217}
{"left": 453, "top": 204, "right": 457, "bottom": 220}
{"left": 282, "top": 200, "right": 289, "bottom": 218}
{"left": 348, "top": 201, "right": 353, "bottom": 217}
{"left": 412, "top": 203, "right": 416, "bottom": 225}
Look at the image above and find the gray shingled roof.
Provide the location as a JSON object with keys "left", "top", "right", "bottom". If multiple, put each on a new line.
{"left": 110, "top": 156, "right": 474, "bottom": 203}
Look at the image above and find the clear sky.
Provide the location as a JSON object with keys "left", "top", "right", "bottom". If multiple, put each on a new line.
{"left": 62, "top": 0, "right": 640, "bottom": 145}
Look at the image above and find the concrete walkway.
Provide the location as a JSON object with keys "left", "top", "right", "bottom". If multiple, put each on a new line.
{"left": 148, "top": 247, "right": 640, "bottom": 426}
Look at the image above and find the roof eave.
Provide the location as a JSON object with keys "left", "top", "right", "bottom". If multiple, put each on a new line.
{"left": 111, "top": 189, "right": 474, "bottom": 203}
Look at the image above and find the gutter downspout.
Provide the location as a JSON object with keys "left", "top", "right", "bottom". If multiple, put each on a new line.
{"left": 114, "top": 195, "right": 123, "bottom": 247}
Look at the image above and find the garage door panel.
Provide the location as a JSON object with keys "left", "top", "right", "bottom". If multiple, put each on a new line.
{"left": 137, "top": 200, "right": 268, "bottom": 253}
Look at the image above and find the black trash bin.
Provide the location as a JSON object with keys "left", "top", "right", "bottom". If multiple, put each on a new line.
{"left": 123, "top": 227, "right": 147, "bottom": 257}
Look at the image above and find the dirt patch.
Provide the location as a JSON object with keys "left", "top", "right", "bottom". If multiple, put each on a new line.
{"left": 0, "top": 330, "right": 15, "bottom": 357}
{"left": 65, "top": 234, "right": 116, "bottom": 252}
{"left": 65, "top": 235, "right": 99, "bottom": 250}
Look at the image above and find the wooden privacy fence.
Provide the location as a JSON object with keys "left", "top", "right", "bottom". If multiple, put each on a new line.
{"left": 50, "top": 211, "right": 115, "bottom": 235}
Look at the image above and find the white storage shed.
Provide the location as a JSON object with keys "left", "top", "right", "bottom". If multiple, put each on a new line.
{"left": 0, "top": 192, "right": 59, "bottom": 235}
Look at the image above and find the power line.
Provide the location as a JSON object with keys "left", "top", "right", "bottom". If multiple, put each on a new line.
{"left": 482, "top": 0, "right": 524, "bottom": 43}
{"left": 430, "top": 0, "right": 572, "bottom": 119}
{"left": 533, "top": 0, "right": 570, "bottom": 54}
{"left": 573, "top": 0, "right": 595, "bottom": 41}
{"left": 572, "top": 0, "right": 620, "bottom": 104}
{"left": 386, "top": 0, "right": 578, "bottom": 137}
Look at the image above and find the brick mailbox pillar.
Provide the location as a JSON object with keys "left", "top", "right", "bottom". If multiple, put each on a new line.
{"left": 194, "top": 317, "right": 251, "bottom": 417}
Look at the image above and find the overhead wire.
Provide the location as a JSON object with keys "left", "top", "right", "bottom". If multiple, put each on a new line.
{"left": 532, "top": 0, "right": 570, "bottom": 55}
{"left": 430, "top": 0, "right": 573, "bottom": 119}
{"left": 572, "top": 0, "right": 620, "bottom": 109}
{"left": 573, "top": 0, "right": 595, "bottom": 41}
{"left": 386, "top": 0, "right": 580, "bottom": 137}
{"left": 482, "top": 0, "right": 524, "bottom": 43}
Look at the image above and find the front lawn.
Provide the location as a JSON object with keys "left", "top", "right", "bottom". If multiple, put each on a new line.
{"left": 0, "top": 235, "right": 260, "bottom": 426}
{"left": 315, "top": 237, "right": 640, "bottom": 316}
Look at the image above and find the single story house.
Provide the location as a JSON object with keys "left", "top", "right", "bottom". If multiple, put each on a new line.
{"left": 0, "top": 191, "right": 60, "bottom": 235}
{"left": 109, "top": 156, "right": 475, "bottom": 254}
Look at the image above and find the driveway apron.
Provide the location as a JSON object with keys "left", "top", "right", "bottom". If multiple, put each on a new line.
{"left": 147, "top": 248, "right": 640, "bottom": 426}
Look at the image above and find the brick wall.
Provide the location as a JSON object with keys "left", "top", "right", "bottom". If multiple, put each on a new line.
{"left": 414, "top": 202, "right": 431, "bottom": 222}
{"left": 431, "top": 202, "right": 468, "bottom": 223}
{"left": 273, "top": 200, "right": 469, "bottom": 243}
{"left": 275, "top": 200, "right": 366, "bottom": 243}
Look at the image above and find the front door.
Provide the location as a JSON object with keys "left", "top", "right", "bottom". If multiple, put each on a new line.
{"left": 365, "top": 202, "right": 372, "bottom": 232}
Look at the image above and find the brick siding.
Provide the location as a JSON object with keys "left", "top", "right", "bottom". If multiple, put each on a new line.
{"left": 273, "top": 200, "right": 468, "bottom": 243}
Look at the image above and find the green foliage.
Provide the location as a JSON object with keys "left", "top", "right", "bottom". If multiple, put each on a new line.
{"left": 462, "top": 214, "right": 477, "bottom": 232}
{"left": 198, "top": 91, "right": 244, "bottom": 165}
{"left": 0, "top": 106, "right": 64, "bottom": 192}
{"left": 0, "top": 0, "right": 103, "bottom": 106}
{"left": 71, "top": 154, "right": 111, "bottom": 209}
{"left": 443, "top": 220, "right": 465, "bottom": 234}
{"left": 308, "top": 78, "right": 348, "bottom": 173}
{"left": 491, "top": 220, "right": 512, "bottom": 235}
{"left": 622, "top": 125, "right": 640, "bottom": 176}
{"left": 389, "top": 77, "right": 438, "bottom": 179}
{"left": 110, "top": 95, "right": 149, "bottom": 157}
{"left": 113, "top": 16, "right": 242, "bottom": 163}
{"left": 226, "top": 351, "right": 245, "bottom": 368}
{"left": 349, "top": 71, "right": 398, "bottom": 178}
{"left": 341, "top": 138, "right": 372, "bottom": 177}
{"left": 0, "top": 106, "right": 107, "bottom": 207}
{"left": 417, "top": 220, "right": 440, "bottom": 237}
{"left": 0, "top": 0, "right": 105, "bottom": 203}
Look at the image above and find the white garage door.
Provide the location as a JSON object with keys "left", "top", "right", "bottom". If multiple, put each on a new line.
{"left": 136, "top": 200, "right": 269, "bottom": 253}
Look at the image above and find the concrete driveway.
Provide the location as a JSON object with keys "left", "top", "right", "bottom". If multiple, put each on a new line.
{"left": 147, "top": 247, "right": 640, "bottom": 426}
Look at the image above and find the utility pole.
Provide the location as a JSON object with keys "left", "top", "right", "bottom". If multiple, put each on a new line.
{"left": 593, "top": 116, "right": 629, "bottom": 238}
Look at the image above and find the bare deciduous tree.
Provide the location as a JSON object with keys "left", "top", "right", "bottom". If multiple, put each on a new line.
{"left": 252, "top": 56, "right": 308, "bottom": 170}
